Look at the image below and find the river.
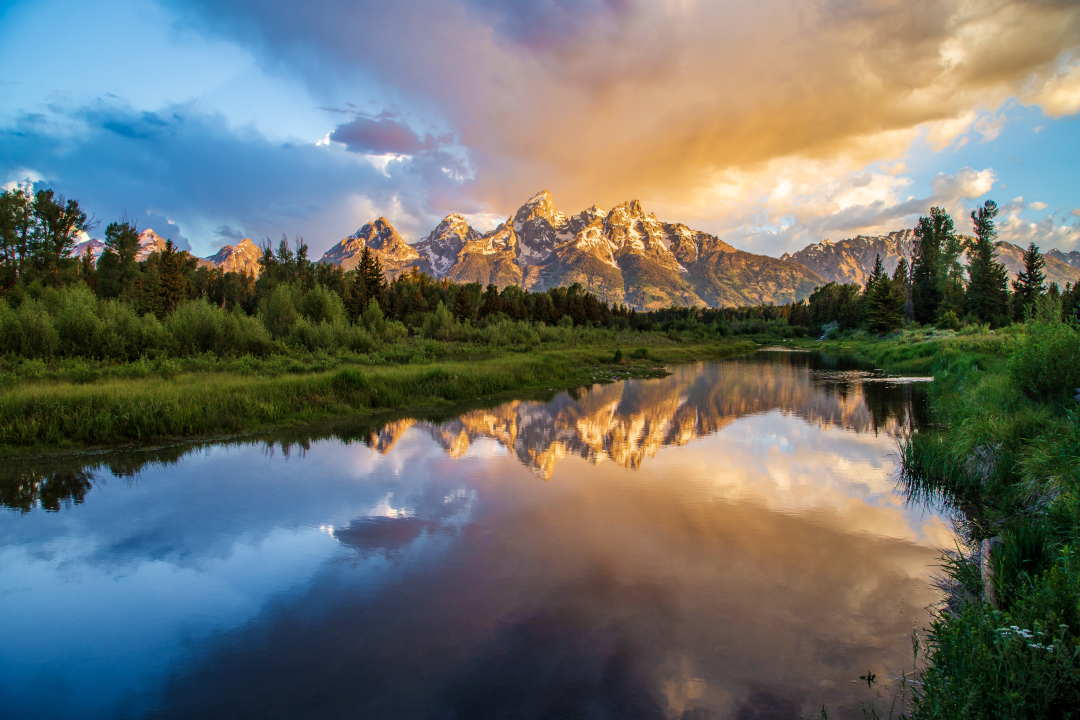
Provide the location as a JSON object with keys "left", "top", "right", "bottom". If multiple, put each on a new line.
{"left": 0, "top": 350, "right": 948, "bottom": 719}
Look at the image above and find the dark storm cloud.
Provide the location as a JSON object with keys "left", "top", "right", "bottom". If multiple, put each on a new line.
{"left": 0, "top": 98, "right": 458, "bottom": 252}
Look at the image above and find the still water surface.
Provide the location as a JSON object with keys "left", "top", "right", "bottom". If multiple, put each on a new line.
{"left": 0, "top": 351, "right": 948, "bottom": 719}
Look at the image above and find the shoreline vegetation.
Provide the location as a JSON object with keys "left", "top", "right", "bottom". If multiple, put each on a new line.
{"left": 0, "top": 340, "right": 755, "bottom": 456}
{"left": 4, "top": 190, "right": 1080, "bottom": 716}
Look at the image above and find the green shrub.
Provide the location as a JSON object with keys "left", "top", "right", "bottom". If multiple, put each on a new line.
{"left": 1008, "top": 320, "right": 1080, "bottom": 399}
{"left": 264, "top": 284, "right": 301, "bottom": 339}
{"left": 287, "top": 318, "right": 337, "bottom": 352}
{"left": 422, "top": 301, "right": 454, "bottom": 340}
{"left": 53, "top": 285, "right": 104, "bottom": 357}
{"left": 937, "top": 310, "right": 962, "bottom": 331}
{"left": 98, "top": 300, "right": 167, "bottom": 360}
{"left": 14, "top": 299, "right": 58, "bottom": 358}
{"left": 300, "top": 285, "right": 345, "bottom": 325}
{"left": 361, "top": 298, "right": 388, "bottom": 338}
{"left": 167, "top": 298, "right": 230, "bottom": 355}
{"left": 58, "top": 360, "right": 101, "bottom": 384}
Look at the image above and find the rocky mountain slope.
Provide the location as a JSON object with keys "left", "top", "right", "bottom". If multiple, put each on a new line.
{"left": 71, "top": 236, "right": 106, "bottom": 261}
{"left": 206, "top": 237, "right": 262, "bottom": 276}
{"left": 1048, "top": 249, "right": 1080, "bottom": 271}
{"left": 994, "top": 242, "right": 1080, "bottom": 289}
{"left": 71, "top": 229, "right": 169, "bottom": 263}
{"left": 781, "top": 231, "right": 916, "bottom": 286}
{"left": 321, "top": 218, "right": 420, "bottom": 277}
{"left": 320, "top": 191, "right": 823, "bottom": 309}
{"left": 782, "top": 231, "right": 1080, "bottom": 289}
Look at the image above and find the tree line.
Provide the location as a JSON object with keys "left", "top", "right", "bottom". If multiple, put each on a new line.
{"left": 0, "top": 187, "right": 647, "bottom": 360}
{"left": 786, "top": 200, "right": 1080, "bottom": 334}
{"left": 4, "top": 187, "right": 1078, "bottom": 362}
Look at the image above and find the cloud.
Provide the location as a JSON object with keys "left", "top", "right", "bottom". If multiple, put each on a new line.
{"left": 682, "top": 164, "right": 1001, "bottom": 256}
{"left": 930, "top": 167, "right": 996, "bottom": 201}
{"left": 143, "top": 212, "right": 191, "bottom": 251}
{"left": 995, "top": 197, "right": 1080, "bottom": 251}
{"left": 330, "top": 113, "right": 441, "bottom": 155}
{"left": 0, "top": 98, "right": 474, "bottom": 254}
{"left": 172, "top": 0, "right": 1080, "bottom": 217}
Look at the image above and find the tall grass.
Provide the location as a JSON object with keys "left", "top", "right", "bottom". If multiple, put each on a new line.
{"left": 0, "top": 341, "right": 754, "bottom": 451}
{"left": 891, "top": 318, "right": 1080, "bottom": 719}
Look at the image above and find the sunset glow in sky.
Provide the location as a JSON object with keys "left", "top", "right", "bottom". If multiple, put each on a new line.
{"left": 2, "top": 0, "right": 1079, "bottom": 258}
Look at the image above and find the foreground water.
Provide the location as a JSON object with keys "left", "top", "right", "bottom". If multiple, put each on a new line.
{"left": 0, "top": 351, "right": 948, "bottom": 719}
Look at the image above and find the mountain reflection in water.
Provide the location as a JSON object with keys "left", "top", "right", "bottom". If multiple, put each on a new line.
{"left": 0, "top": 351, "right": 945, "bottom": 720}
{"left": 367, "top": 353, "right": 926, "bottom": 478}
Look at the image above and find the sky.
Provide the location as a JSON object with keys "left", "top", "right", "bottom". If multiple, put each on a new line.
{"left": 2, "top": 0, "right": 1079, "bottom": 258}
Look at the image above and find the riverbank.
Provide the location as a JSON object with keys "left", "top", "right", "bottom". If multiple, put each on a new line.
{"left": 0, "top": 339, "right": 755, "bottom": 456}
{"left": 768, "top": 323, "right": 1080, "bottom": 717}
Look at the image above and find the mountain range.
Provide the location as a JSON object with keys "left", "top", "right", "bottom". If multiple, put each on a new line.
{"left": 318, "top": 191, "right": 823, "bottom": 309}
{"left": 783, "top": 230, "right": 1080, "bottom": 289}
{"left": 70, "top": 192, "right": 1080, "bottom": 308}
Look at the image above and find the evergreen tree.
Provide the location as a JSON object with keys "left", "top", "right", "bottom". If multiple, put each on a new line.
{"left": 361, "top": 249, "right": 387, "bottom": 305}
{"left": 97, "top": 220, "right": 142, "bottom": 299}
{"left": 1011, "top": 242, "right": 1045, "bottom": 321}
{"left": 1062, "top": 282, "right": 1080, "bottom": 323}
{"left": 78, "top": 244, "right": 97, "bottom": 291}
{"left": 34, "top": 189, "right": 91, "bottom": 285}
{"left": 451, "top": 285, "right": 477, "bottom": 322}
{"left": 940, "top": 231, "right": 968, "bottom": 317}
{"left": 159, "top": 239, "right": 187, "bottom": 314}
{"left": 910, "top": 206, "right": 955, "bottom": 324}
{"left": 862, "top": 254, "right": 903, "bottom": 334}
{"left": 965, "top": 200, "right": 1010, "bottom": 325}
{"left": 480, "top": 283, "right": 502, "bottom": 318}
{"left": 892, "top": 257, "right": 912, "bottom": 322}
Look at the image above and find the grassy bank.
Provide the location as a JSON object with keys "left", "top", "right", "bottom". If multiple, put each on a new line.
{"left": 896, "top": 319, "right": 1080, "bottom": 719}
{"left": 761, "top": 321, "right": 1079, "bottom": 718}
{"left": 0, "top": 339, "right": 754, "bottom": 455}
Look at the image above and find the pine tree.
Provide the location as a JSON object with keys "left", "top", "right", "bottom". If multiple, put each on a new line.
{"left": 911, "top": 206, "right": 954, "bottom": 324}
{"left": 965, "top": 200, "right": 1010, "bottom": 326}
{"left": 1062, "top": 282, "right": 1080, "bottom": 323}
{"left": 79, "top": 244, "right": 97, "bottom": 291}
{"left": 451, "top": 286, "right": 476, "bottom": 322}
{"left": 892, "top": 257, "right": 912, "bottom": 322}
{"left": 159, "top": 239, "right": 186, "bottom": 315}
{"left": 480, "top": 283, "right": 502, "bottom": 318}
{"left": 862, "top": 254, "right": 903, "bottom": 334}
{"left": 357, "top": 246, "right": 386, "bottom": 308}
{"left": 1011, "top": 242, "right": 1046, "bottom": 321}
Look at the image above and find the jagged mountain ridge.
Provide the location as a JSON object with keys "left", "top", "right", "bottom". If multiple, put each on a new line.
{"left": 1048, "top": 249, "right": 1080, "bottom": 271}
{"left": 783, "top": 231, "right": 1080, "bottom": 289}
{"left": 994, "top": 242, "right": 1080, "bottom": 288}
{"left": 320, "top": 191, "right": 823, "bottom": 309}
{"left": 781, "top": 231, "right": 917, "bottom": 287}
{"left": 206, "top": 237, "right": 262, "bottom": 276}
